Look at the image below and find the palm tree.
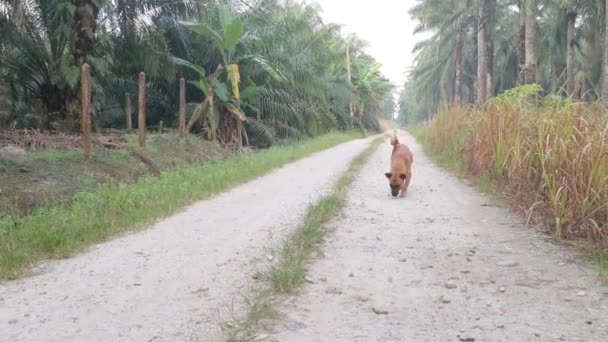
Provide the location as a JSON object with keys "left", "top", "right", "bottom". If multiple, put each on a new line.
{"left": 403, "top": 0, "right": 608, "bottom": 124}
{"left": 172, "top": 0, "right": 392, "bottom": 146}
{"left": 409, "top": 0, "right": 476, "bottom": 105}
{"left": 241, "top": 1, "right": 391, "bottom": 139}
{"left": 0, "top": 0, "right": 393, "bottom": 140}
{"left": 0, "top": 0, "right": 80, "bottom": 128}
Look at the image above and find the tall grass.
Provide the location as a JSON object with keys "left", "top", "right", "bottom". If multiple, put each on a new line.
{"left": 416, "top": 85, "right": 608, "bottom": 244}
{"left": 0, "top": 132, "right": 361, "bottom": 279}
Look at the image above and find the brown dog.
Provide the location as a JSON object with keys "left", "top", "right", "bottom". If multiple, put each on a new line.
{"left": 385, "top": 131, "right": 413, "bottom": 197}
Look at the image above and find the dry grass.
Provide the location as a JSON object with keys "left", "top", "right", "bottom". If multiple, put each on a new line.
{"left": 414, "top": 85, "right": 608, "bottom": 246}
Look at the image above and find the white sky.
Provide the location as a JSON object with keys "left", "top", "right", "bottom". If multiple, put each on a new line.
{"left": 308, "top": 0, "right": 428, "bottom": 91}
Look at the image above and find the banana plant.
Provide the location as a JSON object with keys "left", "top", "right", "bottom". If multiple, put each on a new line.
{"left": 175, "top": 2, "right": 283, "bottom": 147}
{"left": 351, "top": 59, "right": 392, "bottom": 118}
{"left": 170, "top": 56, "right": 221, "bottom": 140}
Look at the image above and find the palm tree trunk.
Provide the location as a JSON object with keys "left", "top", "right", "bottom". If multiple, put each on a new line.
{"left": 70, "top": 0, "right": 100, "bottom": 129}
{"left": 472, "top": 16, "right": 478, "bottom": 103}
{"left": 477, "top": 0, "right": 487, "bottom": 103}
{"left": 517, "top": 0, "right": 526, "bottom": 85}
{"left": 72, "top": 0, "right": 100, "bottom": 68}
{"left": 346, "top": 45, "right": 354, "bottom": 116}
{"left": 566, "top": 8, "right": 576, "bottom": 97}
{"left": 10, "top": 0, "right": 24, "bottom": 29}
{"left": 524, "top": 1, "right": 537, "bottom": 84}
{"left": 487, "top": 38, "right": 494, "bottom": 98}
{"left": 485, "top": 0, "right": 496, "bottom": 98}
{"left": 602, "top": 0, "right": 608, "bottom": 107}
{"left": 116, "top": 0, "right": 137, "bottom": 38}
{"left": 454, "top": 30, "right": 463, "bottom": 106}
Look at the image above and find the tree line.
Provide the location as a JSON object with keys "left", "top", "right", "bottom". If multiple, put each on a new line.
{"left": 400, "top": 0, "right": 608, "bottom": 123}
{"left": 0, "top": 0, "right": 395, "bottom": 147}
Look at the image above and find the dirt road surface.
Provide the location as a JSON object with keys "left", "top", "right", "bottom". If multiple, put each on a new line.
{"left": 262, "top": 132, "right": 608, "bottom": 342}
{"left": 0, "top": 137, "right": 374, "bottom": 342}
{"left": 2, "top": 131, "right": 607, "bottom": 342}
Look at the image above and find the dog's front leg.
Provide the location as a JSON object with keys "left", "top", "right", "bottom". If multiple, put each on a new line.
{"left": 399, "top": 173, "right": 412, "bottom": 197}
{"left": 399, "top": 183, "right": 407, "bottom": 197}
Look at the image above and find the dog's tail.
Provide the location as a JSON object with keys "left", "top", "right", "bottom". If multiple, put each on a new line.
{"left": 390, "top": 130, "right": 399, "bottom": 146}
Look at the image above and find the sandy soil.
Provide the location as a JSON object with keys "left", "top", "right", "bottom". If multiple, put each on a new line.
{"left": 261, "top": 132, "right": 608, "bottom": 342}
{"left": 0, "top": 137, "right": 373, "bottom": 342}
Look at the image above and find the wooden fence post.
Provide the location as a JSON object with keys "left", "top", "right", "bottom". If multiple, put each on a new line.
{"left": 138, "top": 72, "right": 146, "bottom": 149}
{"left": 81, "top": 63, "right": 91, "bottom": 160}
{"left": 179, "top": 78, "right": 186, "bottom": 142}
{"left": 125, "top": 93, "right": 132, "bottom": 130}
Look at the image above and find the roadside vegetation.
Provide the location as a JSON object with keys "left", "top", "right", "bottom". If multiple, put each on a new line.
{"left": 401, "top": 0, "right": 608, "bottom": 266}
{"left": 0, "top": 131, "right": 361, "bottom": 280}
{"left": 0, "top": 0, "right": 397, "bottom": 278}
{"left": 0, "top": 0, "right": 393, "bottom": 139}
{"left": 413, "top": 85, "right": 607, "bottom": 245}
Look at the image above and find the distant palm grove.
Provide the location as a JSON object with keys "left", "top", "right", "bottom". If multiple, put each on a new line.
{"left": 401, "top": 0, "right": 608, "bottom": 123}
{"left": 0, "top": 0, "right": 395, "bottom": 147}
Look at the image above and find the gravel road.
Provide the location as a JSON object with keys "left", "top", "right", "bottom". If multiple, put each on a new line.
{"left": 0, "top": 137, "right": 374, "bottom": 342}
{"left": 261, "top": 132, "right": 608, "bottom": 342}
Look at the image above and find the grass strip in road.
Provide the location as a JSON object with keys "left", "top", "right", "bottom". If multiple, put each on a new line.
{"left": 269, "top": 136, "right": 383, "bottom": 293}
{"left": 0, "top": 131, "right": 362, "bottom": 280}
{"left": 222, "top": 135, "right": 384, "bottom": 341}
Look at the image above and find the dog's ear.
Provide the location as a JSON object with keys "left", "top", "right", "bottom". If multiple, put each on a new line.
{"left": 385, "top": 172, "right": 392, "bottom": 179}
{"left": 399, "top": 173, "right": 407, "bottom": 180}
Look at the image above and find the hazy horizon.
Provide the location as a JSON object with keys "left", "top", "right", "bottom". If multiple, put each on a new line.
{"left": 309, "top": 0, "right": 428, "bottom": 92}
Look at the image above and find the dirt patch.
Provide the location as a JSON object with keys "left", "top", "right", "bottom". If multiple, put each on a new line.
{"left": 0, "top": 130, "right": 232, "bottom": 216}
